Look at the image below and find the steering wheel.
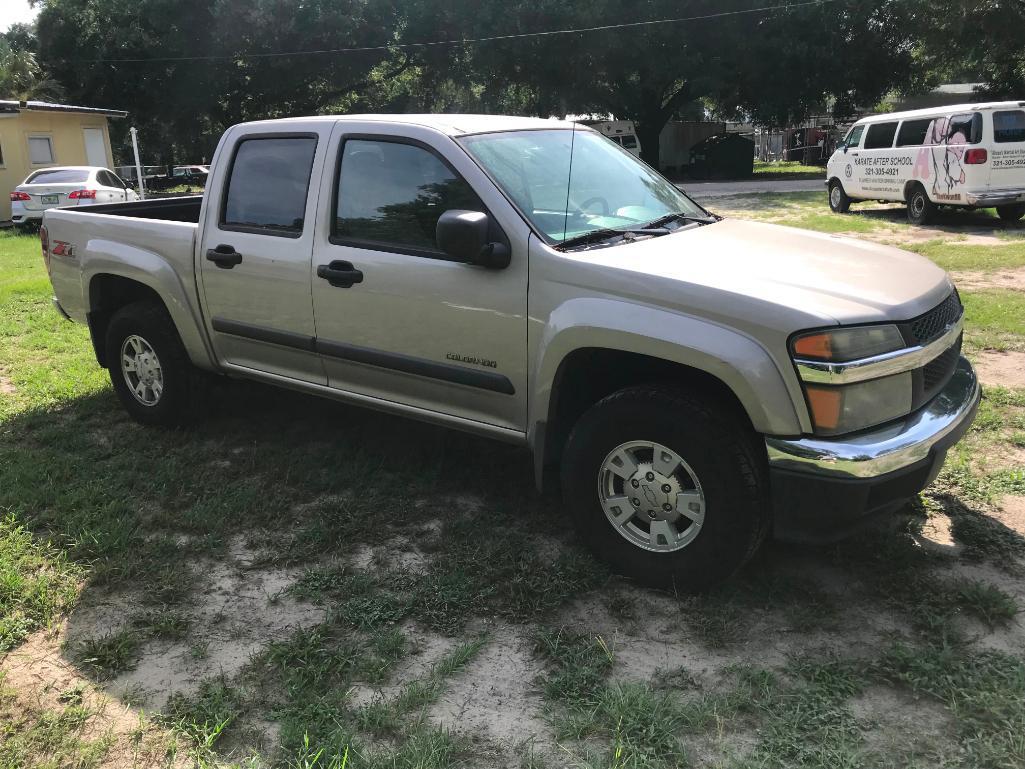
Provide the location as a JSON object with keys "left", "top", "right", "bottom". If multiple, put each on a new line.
{"left": 579, "top": 196, "right": 610, "bottom": 216}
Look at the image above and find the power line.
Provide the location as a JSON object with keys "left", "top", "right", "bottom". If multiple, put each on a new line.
{"left": 83, "top": 0, "right": 840, "bottom": 63}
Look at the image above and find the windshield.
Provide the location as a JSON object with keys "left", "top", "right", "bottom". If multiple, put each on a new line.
{"left": 460, "top": 129, "right": 709, "bottom": 244}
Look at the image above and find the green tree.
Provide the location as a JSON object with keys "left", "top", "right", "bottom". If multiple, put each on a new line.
{"left": 0, "top": 38, "right": 64, "bottom": 101}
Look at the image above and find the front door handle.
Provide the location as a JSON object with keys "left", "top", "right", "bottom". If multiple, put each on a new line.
{"left": 206, "top": 244, "right": 243, "bottom": 269}
{"left": 317, "top": 260, "right": 364, "bottom": 288}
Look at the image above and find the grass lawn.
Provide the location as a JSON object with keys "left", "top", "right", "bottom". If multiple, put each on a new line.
{"left": 1, "top": 221, "right": 1025, "bottom": 768}
{"left": 752, "top": 160, "right": 825, "bottom": 181}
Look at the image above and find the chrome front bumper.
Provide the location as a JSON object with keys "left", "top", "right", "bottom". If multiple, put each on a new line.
{"left": 766, "top": 356, "right": 980, "bottom": 480}
{"left": 966, "top": 188, "right": 1025, "bottom": 207}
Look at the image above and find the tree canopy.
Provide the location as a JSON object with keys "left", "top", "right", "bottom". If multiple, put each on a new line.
{"left": 1, "top": 0, "right": 1021, "bottom": 166}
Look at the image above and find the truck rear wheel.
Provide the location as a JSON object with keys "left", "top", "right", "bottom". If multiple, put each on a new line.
{"left": 105, "top": 301, "right": 196, "bottom": 426}
{"left": 997, "top": 203, "right": 1025, "bottom": 222}
{"left": 907, "top": 184, "right": 937, "bottom": 225}
{"left": 562, "top": 385, "right": 770, "bottom": 590}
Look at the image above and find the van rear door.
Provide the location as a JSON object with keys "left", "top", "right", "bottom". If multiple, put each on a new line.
{"left": 990, "top": 108, "right": 1025, "bottom": 192}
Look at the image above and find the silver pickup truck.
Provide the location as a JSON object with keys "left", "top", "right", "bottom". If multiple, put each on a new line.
{"left": 41, "top": 114, "right": 979, "bottom": 588}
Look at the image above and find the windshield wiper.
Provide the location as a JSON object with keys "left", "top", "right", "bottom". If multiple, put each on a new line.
{"left": 557, "top": 226, "right": 669, "bottom": 251}
{"left": 643, "top": 211, "right": 718, "bottom": 229}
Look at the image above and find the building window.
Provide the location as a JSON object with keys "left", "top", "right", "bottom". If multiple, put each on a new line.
{"left": 28, "top": 136, "right": 55, "bottom": 165}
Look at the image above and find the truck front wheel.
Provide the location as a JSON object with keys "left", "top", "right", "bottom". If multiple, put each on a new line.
{"left": 104, "top": 301, "right": 196, "bottom": 426}
{"left": 562, "top": 385, "right": 770, "bottom": 590}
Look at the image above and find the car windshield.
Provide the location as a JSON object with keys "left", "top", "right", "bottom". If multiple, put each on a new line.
{"left": 460, "top": 128, "right": 710, "bottom": 244}
{"left": 25, "top": 169, "right": 91, "bottom": 184}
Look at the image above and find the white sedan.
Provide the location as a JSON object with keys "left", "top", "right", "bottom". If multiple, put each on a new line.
{"left": 10, "top": 166, "right": 138, "bottom": 227}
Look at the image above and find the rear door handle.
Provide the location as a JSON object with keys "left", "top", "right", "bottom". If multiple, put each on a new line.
{"left": 317, "top": 260, "right": 364, "bottom": 288}
{"left": 206, "top": 244, "right": 243, "bottom": 269}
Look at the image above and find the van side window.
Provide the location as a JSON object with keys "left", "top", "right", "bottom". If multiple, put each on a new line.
{"left": 334, "top": 138, "right": 483, "bottom": 256}
{"left": 864, "top": 122, "right": 898, "bottom": 150}
{"left": 947, "top": 113, "right": 982, "bottom": 144}
{"left": 994, "top": 110, "right": 1025, "bottom": 143}
{"left": 844, "top": 125, "right": 865, "bottom": 149}
{"left": 896, "top": 119, "right": 932, "bottom": 147}
{"left": 222, "top": 137, "right": 317, "bottom": 236}
{"left": 621, "top": 135, "right": 638, "bottom": 149}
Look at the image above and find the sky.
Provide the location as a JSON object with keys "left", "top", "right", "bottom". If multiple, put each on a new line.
{"left": 1, "top": 0, "right": 40, "bottom": 33}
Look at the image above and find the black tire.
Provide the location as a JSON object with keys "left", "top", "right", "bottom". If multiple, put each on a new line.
{"left": 906, "top": 184, "right": 937, "bottom": 225}
{"left": 828, "top": 179, "right": 851, "bottom": 213}
{"left": 104, "top": 300, "right": 196, "bottom": 426}
{"left": 997, "top": 203, "right": 1025, "bottom": 222}
{"left": 562, "top": 384, "right": 770, "bottom": 590}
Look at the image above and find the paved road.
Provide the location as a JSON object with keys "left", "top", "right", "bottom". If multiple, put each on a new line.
{"left": 676, "top": 178, "right": 825, "bottom": 200}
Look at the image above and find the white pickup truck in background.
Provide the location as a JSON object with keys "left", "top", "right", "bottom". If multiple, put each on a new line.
{"left": 41, "top": 114, "right": 979, "bottom": 588}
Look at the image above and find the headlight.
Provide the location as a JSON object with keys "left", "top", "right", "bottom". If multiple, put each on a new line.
{"left": 791, "top": 324, "right": 912, "bottom": 436}
{"left": 803, "top": 373, "right": 913, "bottom": 436}
{"left": 791, "top": 325, "right": 904, "bottom": 362}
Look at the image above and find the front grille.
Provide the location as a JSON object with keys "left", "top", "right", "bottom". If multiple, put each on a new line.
{"left": 906, "top": 291, "right": 963, "bottom": 345}
{"left": 911, "top": 333, "right": 962, "bottom": 412}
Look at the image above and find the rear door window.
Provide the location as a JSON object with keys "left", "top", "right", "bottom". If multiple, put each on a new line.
{"left": 221, "top": 136, "right": 317, "bottom": 236}
{"left": 946, "top": 113, "right": 982, "bottom": 144}
{"left": 864, "top": 122, "right": 899, "bottom": 150}
{"left": 994, "top": 110, "right": 1025, "bottom": 143}
{"left": 621, "top": 135, "right": 638, "bottom": 149}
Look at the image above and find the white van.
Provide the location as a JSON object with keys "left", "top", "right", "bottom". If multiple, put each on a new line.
{"left": 826, "top": 101, "right": 1025, "bottom": 224}
{"left": 583, "top": 120, "right": 643, "bottom": 157}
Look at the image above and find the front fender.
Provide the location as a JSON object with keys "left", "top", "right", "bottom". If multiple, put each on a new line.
{"left": 528, "top": 297, "right": 805, "bottom": 456}
{"left": 83, "top": 239, "right": 216, "bottom": 370}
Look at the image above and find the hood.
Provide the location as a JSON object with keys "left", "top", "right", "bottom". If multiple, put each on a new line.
{"left": 565, "top": 219, "right": 953, "bottom": 329}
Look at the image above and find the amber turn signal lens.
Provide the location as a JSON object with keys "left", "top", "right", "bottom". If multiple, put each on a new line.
{"left": 805, "top": 386, "right": 842, "bottom": 430}
{"left": 792, "top": 333, "right": 833, "bottom": 360}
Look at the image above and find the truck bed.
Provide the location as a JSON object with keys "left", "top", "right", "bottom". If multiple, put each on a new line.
{"left": 73, "top": 195, "right": 203, "bottom": 223}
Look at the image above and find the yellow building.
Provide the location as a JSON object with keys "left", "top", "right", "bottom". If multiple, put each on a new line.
{"left": 1, "top": 99, "right": 126, "bottom": 222}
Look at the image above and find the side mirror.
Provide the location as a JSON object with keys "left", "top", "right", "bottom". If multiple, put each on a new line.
{"left": 436, "top": 210, "right": 510, "bottom": 269}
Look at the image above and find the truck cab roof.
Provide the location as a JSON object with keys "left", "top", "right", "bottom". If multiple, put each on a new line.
{"left": 232, "top": 113, "right": 575, "bottom": 137}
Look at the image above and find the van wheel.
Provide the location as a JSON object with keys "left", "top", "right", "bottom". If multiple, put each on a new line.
{"left": 828, "top": 180, "right": 851, "bottom": 213}
{"left": 561, "top": 385, "right": 769, "bottom": 590}
{"left": 907, "top": 184, "right": 937, "bottom": 225}
{"left": 105, "top": 301, "right": 197, "bottom": 426}
{"left": 997, "top": 203, "right": 1025, "bottom": 222}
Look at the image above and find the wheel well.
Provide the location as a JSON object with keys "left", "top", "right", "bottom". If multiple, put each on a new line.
{"left": 903, "top": 180, "right": 923, "bottom": 203}
{"left": 87, "top": 275, "right": 166, "bottom": 367}
{"left": 540, "top": 348, "right": 752, "bottom": 482}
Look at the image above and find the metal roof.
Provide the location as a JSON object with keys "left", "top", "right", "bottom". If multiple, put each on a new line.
{"left": 0, "top": 99, "right": 127, "bottom": 118}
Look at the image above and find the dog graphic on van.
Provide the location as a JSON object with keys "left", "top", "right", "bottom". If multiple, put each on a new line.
{"left": 913, "top": 117, "right": 966, "bottom": 195}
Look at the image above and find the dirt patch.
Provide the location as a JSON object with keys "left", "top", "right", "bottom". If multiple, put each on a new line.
{"left": 952, "top": 267, "right": 1025, "bottom": 292}
{"left": 429, "top": 627, "right": 551, "bottom": 750}
{"left": 972, "top": 350, "right": 1025, "bottom": 390}
{"left": 0, "top": 376, "right": 14, "bottom": 395}
{"left": 347, "top": 628, "right": 459, "bottom": 709}
{"left": 850, "top": 685, "right": 953, "bottom": 759}
{"left": 993, "top": 496, "right": 1025, "bottom": 537}
{"left": 66, "top": 540, "right": 326, "bottom": 711}
{"left": 1, "top": 630, "right": 184, "bottom": 768}
{"left": 916, "top": 510, "right": 963, "bottom": 556}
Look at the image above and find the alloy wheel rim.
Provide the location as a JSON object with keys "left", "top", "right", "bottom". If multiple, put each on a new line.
{"left": 912, "top": 195, "right": 925, "bottom": 217}
{"left": 830, "top": 186, "right": 841, "bottom": 208}
{"left": 597, "top": 441, "right": 706, "bottom": 553}
{"left": 121, "top": 334, "right": 163, "bottom": 406}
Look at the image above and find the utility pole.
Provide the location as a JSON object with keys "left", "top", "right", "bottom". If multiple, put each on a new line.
{"left": 130, "top": 127, "right": 146, "bottom": 200}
